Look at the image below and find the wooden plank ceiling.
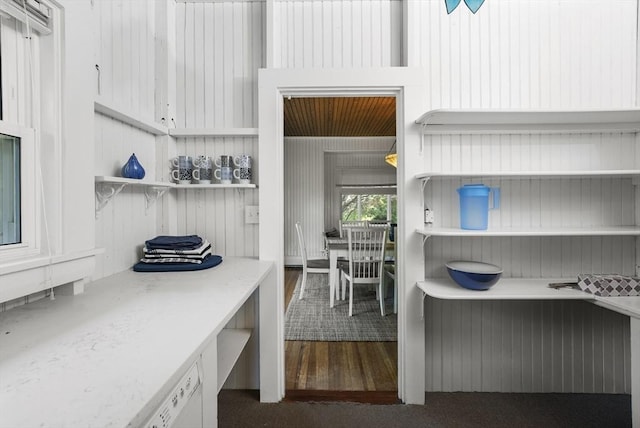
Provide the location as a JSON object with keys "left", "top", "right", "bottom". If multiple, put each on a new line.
{"left": 283, "top": 97, "right": 396, "bottom": 137}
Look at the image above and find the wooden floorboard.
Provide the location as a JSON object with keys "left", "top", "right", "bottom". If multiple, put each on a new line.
{"left": 284, "top": 268, "right": 398, "bottom": 397}
{"left": 283, "top": 389, "right": 401, "bottom": 404}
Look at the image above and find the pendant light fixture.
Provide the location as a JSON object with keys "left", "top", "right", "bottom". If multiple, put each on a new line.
{"left": 445, "top": 0, "right": 485, "bottom": 14}
{"left": 385, "top": 140, "right": 397, "bottom": 168}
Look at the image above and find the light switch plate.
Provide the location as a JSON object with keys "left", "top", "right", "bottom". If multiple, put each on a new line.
{"left": 424, "top": 209, "right": 434, "bottom": 224}
{"left": 245, "top": 206, "right": 259, "bottom": 224}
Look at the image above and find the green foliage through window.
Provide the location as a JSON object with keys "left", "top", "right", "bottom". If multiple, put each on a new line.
{"left": 341, "top": 194, "right": 397, "bottom": 223}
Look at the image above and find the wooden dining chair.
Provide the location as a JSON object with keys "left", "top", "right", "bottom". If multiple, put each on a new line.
{"left": 295, "top": 222, "right": 330, "bottom": 300}
{"left": 338, "top": 220, "right": 369, "bottom": 238}
{"left": 383, "top": 228, "right": 397, "bottom": 314}
{"left": 339, "top": 227, "right": 388, "bottom": 316}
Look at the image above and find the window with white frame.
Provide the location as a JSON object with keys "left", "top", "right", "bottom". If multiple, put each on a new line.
{"left": 340, "top": 186, "right": 397, "bottom": 223}
{"left": 0, "top": 132, "right": 21, "bottom": 245}
{"left": 0, "top": 5, "right": 46, "bottom": 260}
{"left": 0, "top": 121, "right": 36, "bottom": 256}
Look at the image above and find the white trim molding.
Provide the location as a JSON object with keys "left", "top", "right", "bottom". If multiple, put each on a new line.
{"left": 258, "top": 67, "right": 427, "bottom": 404}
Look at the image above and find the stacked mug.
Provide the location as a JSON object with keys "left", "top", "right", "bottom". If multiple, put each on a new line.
{"left": 171, "top": 154, "right": 252, "bottom": 185}
{"left": 233, "top": 154, "right": 252, "bottom": 184}
{"left": 171, "top": 156, "right": 198, "bottom": 184}
{"left": 214, "top": 154, "right": 253, "bottom": 184}
{"left": 194, "top": 156, "right": 214, "bottom": 184}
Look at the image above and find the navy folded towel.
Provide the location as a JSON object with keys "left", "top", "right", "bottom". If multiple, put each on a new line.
{"left": 144, "top": 235, "right": 203, "bottom": 250}
{"left": 133, "top": 255, "right": 223, "bottom": 272}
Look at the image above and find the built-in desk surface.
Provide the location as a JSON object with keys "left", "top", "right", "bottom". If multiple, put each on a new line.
{"left": 0, "top": 257, "right": 273, "bottom": 428}
{"left": 417, "top": 278, "right": 595, "bottom": 301}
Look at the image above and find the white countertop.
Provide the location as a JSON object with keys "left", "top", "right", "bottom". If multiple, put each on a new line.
{"left": 0, "top": 257, "right": 273, "bottom": 428}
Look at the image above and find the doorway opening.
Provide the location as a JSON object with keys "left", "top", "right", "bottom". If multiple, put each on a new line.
{"left": 282, "top": 96, "right": 398, "bottom": 402}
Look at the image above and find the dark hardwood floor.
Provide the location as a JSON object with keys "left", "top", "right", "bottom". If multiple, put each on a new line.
{"left": 284, "top": 268, "right": 398, "bottom": 402}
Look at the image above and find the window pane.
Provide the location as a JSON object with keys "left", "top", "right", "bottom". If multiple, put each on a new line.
{"left": 341, "top": 194, "right": 359, "bottom": 221}
{"left": 0, "top": 133, "right": 21, "bottom": 245}
{"left": 341, "top": 193, "right": 397, "bottom": 222}
{"left": 360, "top": 194, "right": 388, "bottom": 221}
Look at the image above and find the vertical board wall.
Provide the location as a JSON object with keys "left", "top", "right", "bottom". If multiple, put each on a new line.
{"left": 92, "top": 0, "right": 161, "bottom": 279}
{"left": 412, "top": 0, "right": 638, "bottom": 392}
{"left": 272, "top": 0, "right": 402, "bottom": 68}
{"left": 173, "top": 1, "right": 263, "bottom": 256}
{"left": 175, "top": 1, "right": 263, "bottom": 128}
{"left": 284, "top": 137, "right": 395, "bottom": 265}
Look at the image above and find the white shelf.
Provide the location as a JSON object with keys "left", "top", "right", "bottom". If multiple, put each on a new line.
{"left": 95, "top": 176, "right": 174, "bottom": 187}
{"left": 94, "top": 98, "right": 168, "bottom": 136}
{"left": 169, "top": 128, "right": 258, "bottom": 137}
{"left": 416, "top": 170, "right": 640, "bottom": 181}
{"left": 94, "top": 176, "right": 174, "bottom": 216}
{"left": 217, "top": 328, "right": 252, "bottom": 393}
{"left": 174, "top": 183, "right": 257, "bottom": 189}
{"left": 594, "top": 296, "right": 640, "bottom": 320}
{"left": 415, "top": 108, "right": 640, "bottom": 134}
{"left": 417, "top": 278, "right": 594, "bottom": 301}
{"left": 417, "top": 226, "right": 640, "bottom": 238}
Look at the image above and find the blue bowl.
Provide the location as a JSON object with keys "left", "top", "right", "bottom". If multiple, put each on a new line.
{"left": 446, "top": 261, "right": 503, "bottom": 291}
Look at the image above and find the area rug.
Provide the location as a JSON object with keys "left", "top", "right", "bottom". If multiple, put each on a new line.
{"left": 285, "top": 273, "right": 397, "bottom": 341}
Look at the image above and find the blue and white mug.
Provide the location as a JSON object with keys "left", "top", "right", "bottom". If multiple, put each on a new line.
{"left": 214, "top": 166, "right": 233, "bottom": 184}
{"left": 234, "top": 167, "right": 252, "bottom": 184}
{"left": 233, "top": 154, "right": 252, "bottom": 169}
{"left": 215, "top": 155, "right": 233, "bottom": 168}
{"left": 171, "top": 156, "right": 198, "bottom": 184}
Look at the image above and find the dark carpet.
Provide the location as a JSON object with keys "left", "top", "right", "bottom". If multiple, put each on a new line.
{"left": 218, "top": 389, "right": 631, "bottom": 428}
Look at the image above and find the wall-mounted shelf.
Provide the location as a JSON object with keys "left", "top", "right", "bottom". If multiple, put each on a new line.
{"left": 174, "top": 183, "right": 257, "bottom": 189}
{"left": 415, "top": 108, "right": 640, "bottom": 134}
{"left": 94, "top": 98, "right": 168, "bottom": 136}
{"left": 415, "top": 107, "right": 640, "bottom": 322}
{"left": 416, "top": 278, "right": 593, "bottom": 319}
{"left": 169, "top": 128, "right": 259, "bottom": 137}
{"left": 417, "top": 226, "right": 640, "bottom": 238}
{"left": 416, "top": 170, "right": 640, "bottom": 181}
{"left": 217, "top": 328, "right": 252, "bottom": 393}
{"left": 95, "top": 176, "right": 175, "bottom": 216}
{"left": 418, "top": 278, "right": 592, "bottom": 300}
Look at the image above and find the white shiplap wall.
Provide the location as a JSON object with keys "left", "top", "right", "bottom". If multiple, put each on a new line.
{"left": 410, "top": 0, "right": 637, "bottom": 109}
{"left": 93, "top": 115, "right": 159, "bottom": 279}
{"left": 424, "top": 298, "right": 631, "bottom": 393}
{"left": 171, "top": 137, "right": 259, "bottom": 257}
{"left": 93, "top": 0, "right": 161, "bottom": 279}
{"left": 273, "top": 0, "right": 402, "bottom": 68}
{"left": 93, "top": 0, "right": 156, "bottom": 115}
{"left": 172, "top": 1, "right": 263, "bottom": 256}
{"left": 175, "top": 1, "right": 263, "bottom": 128}
{"left": 284, "top": 137, "right": 395, "bottom": 264}
{"left": 414, "top": 0, "right": 637, "bottom": 393}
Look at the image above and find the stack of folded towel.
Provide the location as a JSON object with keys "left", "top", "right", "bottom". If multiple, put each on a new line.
{"left": 141, "top": 235, "right": 212, "bottom": 264}
{"left": 133, "top": 235, "right": 223, "bottom": 272}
